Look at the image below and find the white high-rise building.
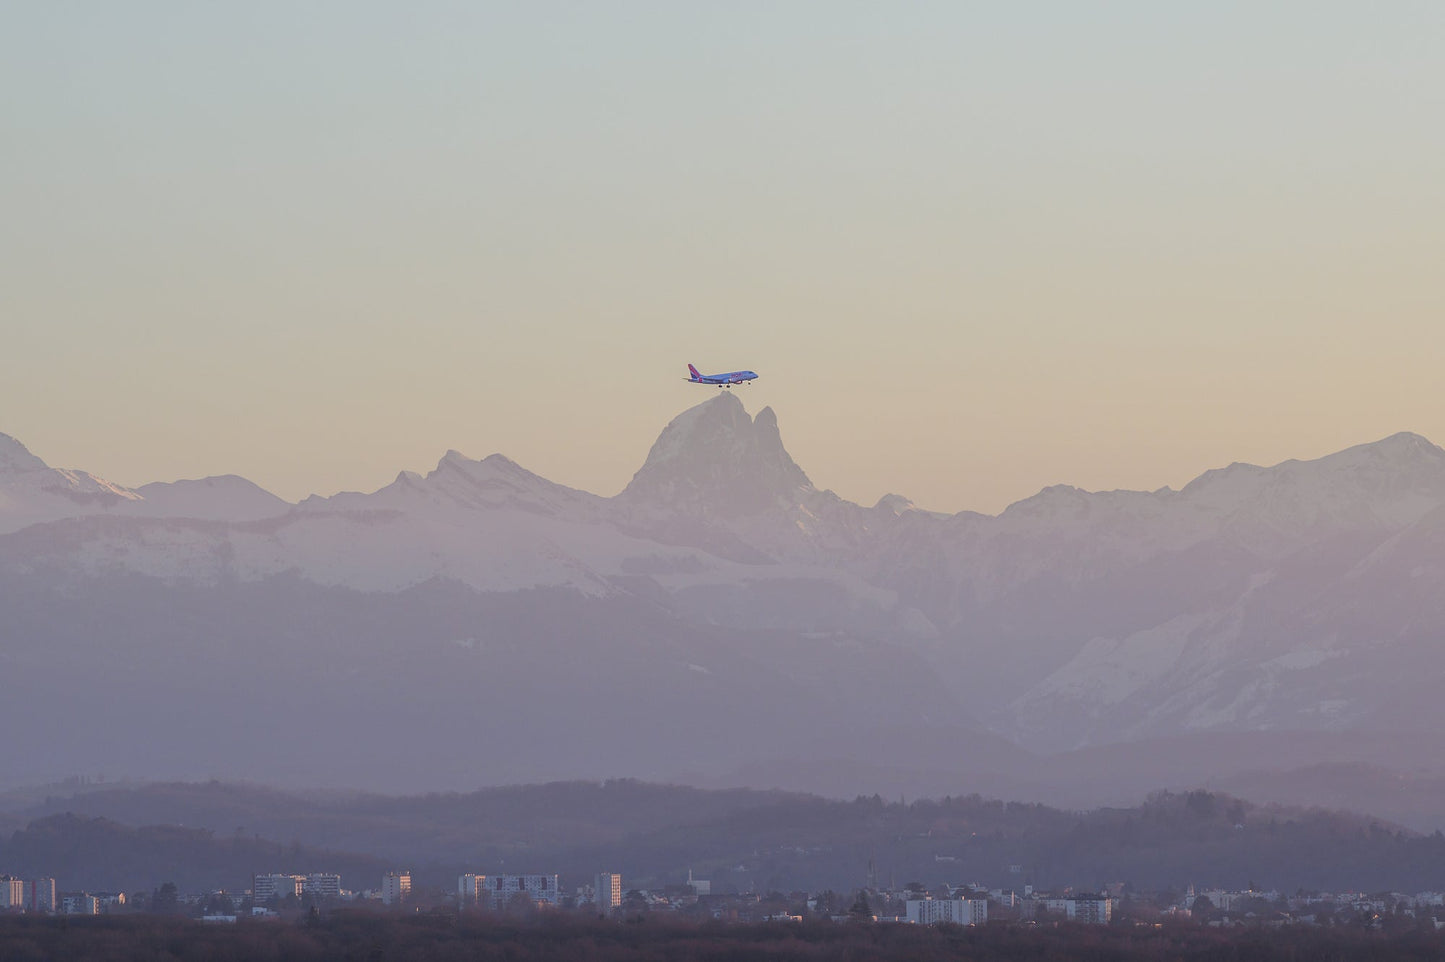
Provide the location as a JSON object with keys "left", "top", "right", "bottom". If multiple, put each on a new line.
{"left": 61, "top": 894, "right": 99, "bottom": 915}
{"left": 905, "top": 898, "right": 988, "bottom": 925}
{"left": 595, "top": 873, "right": 622, "bottom": 910}
{"left": 303, "top": 874, "right": 342, "bottom": 899}
{"left": 467, "top": 874, "right": 560, "bottom": 908}
{"left": 26, "top": 878, "right": 56, "bottom": 914}
{"left": 253, "top": 874, "right": 304, "bottom": 902}
{"left": 382, "top": 872, "right": 411, "bottom": 906}
{"left": 458, "top": 874, "right": 487, "bottom": 904}
{"left": 0, "top": 876, "right": 23, "bottom": 909}
{"left": 1021, "top": 895, "right": 1113, "bottom": 923}
{"left": 1068, "top": 896, "right": 1112, "bottom": 924}
{"left": 252, "top": 873, "right": 341, "bottom": 902}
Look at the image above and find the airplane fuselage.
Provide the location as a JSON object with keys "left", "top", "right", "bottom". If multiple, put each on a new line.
{"left": 685, "top": 364, "right": 758, "bottom": 387}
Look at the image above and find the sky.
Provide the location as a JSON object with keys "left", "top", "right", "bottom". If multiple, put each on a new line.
{"left": 3, "top": 2, "right": 1442, "bottom": 514}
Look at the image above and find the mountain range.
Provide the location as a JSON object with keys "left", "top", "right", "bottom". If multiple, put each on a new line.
{"left": 4, "top": 396, "right": 1444, "bottom": 825}
{"left": 5, "top": 778, "right": 1441, "bottom": 895}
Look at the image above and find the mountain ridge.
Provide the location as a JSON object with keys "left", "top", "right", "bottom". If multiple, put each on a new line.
{"left": 4, "top": 401, "right": 1445, "bottom": 791}
{"left": 5, "top": 777, "right": 1444, "bottom": 894}
{"left": 6, "top": 401, "right": 1443, "bottom": 531}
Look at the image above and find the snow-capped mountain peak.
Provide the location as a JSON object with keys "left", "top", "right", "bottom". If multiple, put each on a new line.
{"left": 874, "top": 493, "right": 917, "bottom": 515}
{"left": 1310, "top": 431, "right": 1445, "bottom": 480}
{"left": 426, "top": 450, "right": 601, "bottom": 515}
{"left": 0, "top": 432, "right": 48, "bottom": 473}
{"left": 1174, "top": 431, "right": 1445, "bottom": 532}
{"left": 305, "top": 447, "right": 603, "bottom": 520}
{"left": 0, "top": 431, "right": 143, "bottom": 532}
{"left": 619, "top": 394, "right": 813, "bottom": 518}
{"left": 132, "top": 475, "right": 290, "bottom": 522}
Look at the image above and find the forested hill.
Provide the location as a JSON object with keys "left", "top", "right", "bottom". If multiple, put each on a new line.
{"left": 8, "top": 779, "right": 806, "bottom": 864}
{"left": 6, "top": 780, "right": 1445, "bottom": 895}
{"left": 0, "top": 813, "right": 390, "bottom": 894}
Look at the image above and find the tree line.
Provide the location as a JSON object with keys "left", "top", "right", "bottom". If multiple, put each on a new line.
{"left": 2, "top": 911, "right": 1444, "bottom": 962}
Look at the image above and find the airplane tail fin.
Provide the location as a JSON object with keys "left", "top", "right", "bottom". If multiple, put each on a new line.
{"left": 687, "top": 363, "right": 701, "bottom": 380}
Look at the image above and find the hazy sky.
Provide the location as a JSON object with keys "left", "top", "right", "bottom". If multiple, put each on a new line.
{"left": 3, "top": 2, "right": 1442, "bottom": 513}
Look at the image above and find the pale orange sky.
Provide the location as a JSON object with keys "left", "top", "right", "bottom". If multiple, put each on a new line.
{"left": 3, "top": 3, "right": 1442, "bottom": 514}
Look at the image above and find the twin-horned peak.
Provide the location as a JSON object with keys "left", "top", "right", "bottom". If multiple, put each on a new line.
{"left": 619, "top": 393, "right": 814, "bottom": 518}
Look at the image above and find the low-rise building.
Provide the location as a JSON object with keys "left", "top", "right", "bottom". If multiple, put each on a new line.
{"left": 61, "top": 893, "right": 99, "bottom": 915}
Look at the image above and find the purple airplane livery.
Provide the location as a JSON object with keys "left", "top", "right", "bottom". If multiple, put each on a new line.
{"left": 685, "top": 363, "right": 759, "bottom": 388}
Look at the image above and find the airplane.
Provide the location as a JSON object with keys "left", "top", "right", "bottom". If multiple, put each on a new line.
{"left": 685, "top": 363, "right": 758, "bottom": 388}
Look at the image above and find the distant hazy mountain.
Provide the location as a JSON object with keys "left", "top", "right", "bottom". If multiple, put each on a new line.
{"left": 135, "top": 475, "right": 291, "bottom": 523}
{"left": 4, "top": 399, "right": 1445, "bottom": 818}
{"left": 7, "top": 778, "right": 1443, "bottom": 894}
{"left": 0, "top": 432, "right": 289, "bottom": 531}
{"left": 0, "top": 432, "right": 143, "bottom": 532}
